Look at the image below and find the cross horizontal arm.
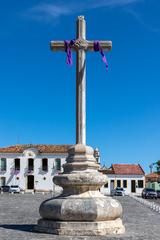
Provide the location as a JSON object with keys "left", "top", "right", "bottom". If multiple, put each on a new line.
{"left": 50, "top": 40, "right": 112, "bottom": 51}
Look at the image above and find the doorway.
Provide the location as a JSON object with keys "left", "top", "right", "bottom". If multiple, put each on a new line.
{"left": 27, "top": 175, "right": 34, "bottom": 189}
{"left": 131, "top": 180, "right": 136, "bottom": 193}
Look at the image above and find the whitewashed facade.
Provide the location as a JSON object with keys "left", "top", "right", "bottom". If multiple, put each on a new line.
{"left": 100, "top": 164, "right": 145, "bottom": 196}
{"left": 0, "top": 145, "right": 69, "bottom": 192}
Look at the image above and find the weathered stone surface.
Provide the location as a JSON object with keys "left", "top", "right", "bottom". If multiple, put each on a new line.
{"left": 53, "top": 173, "right": 107, "bottom": 189}
{"left": 39, "top": 196, "right": 122, "bottom": 221}
{"left": 36, "top": 218, "right": 125, "bottom": 236}
{"left": 63, "top": 144, "right": 100, "bottom": 173}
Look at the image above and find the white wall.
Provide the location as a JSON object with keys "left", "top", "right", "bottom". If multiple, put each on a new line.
{"left": 0, "top": 149, "right": 67, "bottom": 192}
{"left": 101, "top": 174, "right": 145, "bottom": 196}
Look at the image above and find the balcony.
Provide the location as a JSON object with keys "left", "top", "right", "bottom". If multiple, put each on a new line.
{"left": 27, "top": 169, "right": 34, "bottom": 175}
{"left": 10, "top": 168, "right": 20, "bottom": 175}
{"left": 14, "top": 169, "right": 20, "bottom": 175}
{"left": 24, "top": 167, "right": 34, "bottom": 175}
{"left": 38, "top": 167, "right": 48, "bottom": 175}
{"left": 51, "top": 168, "right": 61, "bottom": 176}
{"left": 42, "top": 166, "right": 48, "bottom": 172}
{"left": 0, "top": 169, "right": 6, "bottom": 175}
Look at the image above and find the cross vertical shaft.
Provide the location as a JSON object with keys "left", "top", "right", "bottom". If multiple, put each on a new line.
{"left": 76, "top": 16, "right": 86, "bottom": 145}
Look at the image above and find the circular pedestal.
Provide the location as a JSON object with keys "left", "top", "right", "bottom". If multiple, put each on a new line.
{"left": 36, "top": 144, "right": 125, "bottom": 236}
{"left": 39, "top": 195, "right": 122, "bottom": 221}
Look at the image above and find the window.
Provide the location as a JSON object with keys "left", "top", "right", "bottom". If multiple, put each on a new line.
{"left": 15, "top": 158, "right": 20, "bottom": 171}
{"left": 104, "top": 182, "right": 108, "bottom": 188}
{"left": 28, "top": 158, "right": 34, "bottom": 171}
{"left": 55, "top": 158, "right": 61, "bottom": 171}
{"left": 117, "top": 180, "right": 121, "bottom": 187}
{"left": 0, "top": 158, "right": 6, "bottom": 171}
{"left": 123, "top": 180, "right": 127, "bottom": 188}
{"left": 42, "top": 158, "right": 48, "bottom": 171}
{"left": 0, "top": 177, "right": 6, "bottom": 186}
{"left": 137, "top": 180, "right": 144, "bottom": 188}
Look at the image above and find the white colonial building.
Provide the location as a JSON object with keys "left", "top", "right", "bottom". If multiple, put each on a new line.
{"left": 100, "top": 164, "right": 145, "bottom": 195}
{"left": 0, "top": 144, "right": 71, "bottom": 192}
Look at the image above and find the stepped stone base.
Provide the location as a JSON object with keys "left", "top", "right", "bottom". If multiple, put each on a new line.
{"left": 36, "top": 218, "right": 125, "bottom": 236}
{"left": 36, "top": 144, "right": 125, "bottom": 236}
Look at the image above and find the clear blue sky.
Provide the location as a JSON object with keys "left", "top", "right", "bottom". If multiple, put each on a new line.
{"left": 0, "top": 0, "right": 160, "bottom": 173}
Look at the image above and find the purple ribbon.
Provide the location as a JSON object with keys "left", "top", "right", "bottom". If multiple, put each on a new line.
{"left": 94, "top": 41, "right": 108, "bottom": 70}
{"left": 64, "top": 40, "right": 109, "bottom": 70}
{"left": 64, "top": 40, "right": 75, "bottom": 65}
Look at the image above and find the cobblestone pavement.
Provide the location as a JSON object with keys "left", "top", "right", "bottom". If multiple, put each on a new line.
{"left": 0, "top": 193, "right": 160, "bottom": 240}
{"left": 140, "top": 196, "right": 160, "bottom": 205}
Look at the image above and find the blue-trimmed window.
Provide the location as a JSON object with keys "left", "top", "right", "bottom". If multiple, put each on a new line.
{"left": 55, "top": 158, "right": 61, "bottom": 171}
{"left": 0, "top": 158, "right": 6, "bottom": 171}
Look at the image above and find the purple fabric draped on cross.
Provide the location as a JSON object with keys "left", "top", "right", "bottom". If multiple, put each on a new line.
{"left": 64, "top": 40, "right": 108, "bottom": 70}
{"left": 64, "top": 40, "right": 75, "bottom": 65}
{"left": 93, "top": 41, "right": 108, "bottom": 71}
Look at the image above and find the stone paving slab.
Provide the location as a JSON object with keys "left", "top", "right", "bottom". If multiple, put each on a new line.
{"left": 0, "top": 193, "right": 159, "bottom": 240}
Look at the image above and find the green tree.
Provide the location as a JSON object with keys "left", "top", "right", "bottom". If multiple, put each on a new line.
{"left": 156, "top": 160, "right": 160, "bottom": 173}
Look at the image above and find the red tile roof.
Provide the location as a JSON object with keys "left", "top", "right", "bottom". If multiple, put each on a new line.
{"left": 146, "top": 172, "right": 159, "bottom": 178}
{"left": 0, "top": 144, "right": 71, "bottom": 154}
{"left": 145, "top": 172, "right": 160, "bottom": 182}
{"left": 99, "top": 168, "right": 114, "bottom": 174}
{"left": 99, "top": 164, "right": 145, "bottom": 175}
{"left": 112, "top": 164, "right": 145, "bottom": 175}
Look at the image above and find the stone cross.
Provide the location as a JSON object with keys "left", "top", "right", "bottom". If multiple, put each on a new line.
{"left": 37, "top": 16, "right": 125, "bottom": 236}
{"left": 50, "top": 16, "right": 112, "bottom": 145}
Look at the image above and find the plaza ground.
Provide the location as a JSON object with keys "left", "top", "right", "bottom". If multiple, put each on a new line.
{"left": 0, "top": 193, "right": 160, "bottom": 240}
{"left": 140, "top": 196, "right": 160, "bottom": 205}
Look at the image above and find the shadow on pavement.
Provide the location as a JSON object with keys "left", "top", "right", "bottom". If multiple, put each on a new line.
{"left": 0, "top": 224, "right": 36, "bottom": 233}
